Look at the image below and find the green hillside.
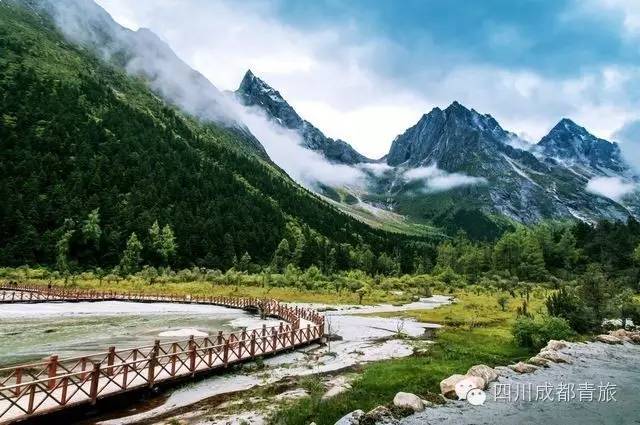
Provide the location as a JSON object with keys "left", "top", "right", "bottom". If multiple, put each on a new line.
{"left": 0, "top": 2, "right": 437, "bottom": 272}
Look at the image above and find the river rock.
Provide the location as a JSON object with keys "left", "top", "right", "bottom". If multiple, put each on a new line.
{"left": 538, "top": 350, "right": 572, "bottom": 364}
{"left": 508, "top": 362, "right": 538, "bottom": 374}
{"left": 335, "top": 410, "right": 364, "bottom": 425}
{"left": 440, "top": 374, "right": 465, "bottom": 399}
{"left": 630, "top": 334, "right": 640, "bottom": 344}
{"left": 454, "top": 376, "right": 485, "bottom": 399}
{"left": 544, "top": 339, "right": 568, "bottom": 351}
{"left": 528, "top": 356, "right": 551, "bottom": 367}
{"left": 363, "top": 406, "right": 399, "bottom": 425}
{"left": 467, "top": 364, "right": 498, "bottom": 387}
{"left": 393, "top": 392, "right": 425, "bottom": 412}
{"left": 596, "top": 334, "right": 623, "bottom": 345}
{"left": 609, "top": 329, "right": 632, "bottom": 342}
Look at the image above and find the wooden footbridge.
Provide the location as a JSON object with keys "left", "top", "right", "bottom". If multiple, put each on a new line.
{"left": 0, "top": 284, "right": 325, "bottom": 424}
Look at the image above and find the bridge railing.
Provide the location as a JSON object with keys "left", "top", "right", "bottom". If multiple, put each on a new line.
{"left": 0, "top": 284, "right": 324, "bottom": 423}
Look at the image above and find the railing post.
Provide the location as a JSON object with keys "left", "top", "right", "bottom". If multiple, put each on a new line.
{"left": 47, "top": 355, "right": 58, "bottom": 390}
{"left": 14, "top": 367, "right": 22, "bottom": 396}
{"left": 107, "top": 346, "right": 116, "bottom": 375}
{"left": 223, "top": 339, "right": 229, "bottom": 367}
{"left": 89, "top": 362, "right": 100, "bottom": 405}
{"left": 250, "top": 334, "right": 256, "bottom": 357}
{"left": 148, "top": 340, "right": 160, "bottom": 387}
{"left": 189, "top": 336, "right": 196, "bottom": 374}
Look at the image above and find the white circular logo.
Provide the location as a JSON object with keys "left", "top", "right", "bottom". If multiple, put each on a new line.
{"left": 466, "top": 388, "right": 487, "bottom": 405}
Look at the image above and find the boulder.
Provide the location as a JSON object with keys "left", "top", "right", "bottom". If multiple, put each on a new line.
{"left": 508, "top": 362, "right": 538, "bottom": 374}
{"left": 363, "top": 406, "right": 399, "bottom": 425}
{"left": 609, "top": 329, "right": 632, "bottom": 342}
{"left": 630, "top": 334, "right": 640, "bottom": 344}
{"left": 538, "top": 350, "right": 572, "bottom": 364}
{"left": 467, "top": 365, "right": 498, "bottom": 387}
{"left": 595, "top": 334, "right": 623, "bottom": 345}
{"left": 528, "top": 356, "right": 551, "bottom": 367}
{"left": 440, "top": 374, "right": 465, "bottom": 399}
{"left": 393, "top": 392, "right": 425, "bottom": 412}
{"left": 335, "top": 410, "right": 364, "bottom": 425}
{"left": 544, "top": 340, "right": 568, "bottom": 351}
{"left": 454, "top": 376, "right": 485, "bottom": 399}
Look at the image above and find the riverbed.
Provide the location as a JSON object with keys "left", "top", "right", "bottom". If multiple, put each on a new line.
{"left": 0, "top": 301, "right": 279, "bottom": 365}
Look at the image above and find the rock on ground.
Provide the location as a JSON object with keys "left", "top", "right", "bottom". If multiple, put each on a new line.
{"left": 528, "top": 356, "right": 551, "bottom": 367}
{"left": 454, "top": 376, "right": 485, "bottom": 399}
{"left": 439, "top": 374, "right": 465, "bottom": 399}
{"left": 393, "top": 392, "right": 425, "bottom": 412}
{"left": 363, "top": 406, "right": 399, "bottom": 425}
{"left": 466, "top": 365, "right": 498, "bottom": 387}
{"left": 538, "top": 349, "right": 572, "bottom": 364}
{"left": 596, "top": 334, "right": 623, "bottom": 345}
{"left": 508, "top": 362, "right": 538, "bottom": 374}
{"left": 335, "top": 410, "right": 364, "bottom": 425}
{"left": 544, "top": 340, "right": 568, "bottom": 351}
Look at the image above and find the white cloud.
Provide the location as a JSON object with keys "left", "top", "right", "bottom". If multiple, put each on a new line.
{"left": 403, "top": 165, "right": 486, "bottom": 192}
{"left": 585, "top": 176, "right": 636, "bottom": 201}
{"left": 580, "top": 0, "right": 640, "bottom": 38}
{"left": 95, "top": 0, "right": 640, "bottom": 159}
{"left": 231, "top": 103, "right": 366, "bottom": 190}
{"left": 614, "top": 119, "right": 640, "bottom": 170}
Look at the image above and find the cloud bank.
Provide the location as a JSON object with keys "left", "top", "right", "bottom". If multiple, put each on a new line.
{"left": 96, "top": 0, "right": 640, "bottom": 158}
{"left": 585, "top": 176, "right": 636, "bottom": 201}
{"left": 403, "top": 165, "right": 487, "bottom": 193}
{"left": 614, "top": 119, "right": 640, "bottom": 171}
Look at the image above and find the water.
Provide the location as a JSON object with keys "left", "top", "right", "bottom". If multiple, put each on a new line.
{"left": 401, "top": 341, "right": 640, "bottom": 425}
{"left": 0, "top": 301, "right": 262, "bottom": 365}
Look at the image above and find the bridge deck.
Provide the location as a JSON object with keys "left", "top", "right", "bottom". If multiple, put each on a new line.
{"left": 0, "top": 284, "right": 324, "bottom": 424}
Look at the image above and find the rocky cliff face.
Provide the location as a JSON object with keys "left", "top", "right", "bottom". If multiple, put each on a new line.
{"left": 236, "top": 70, "right": 372, "bottom": 164}
{"left": 538, "top": 118, "right": 627, "bottom": 174}
{"left": 381, "top": 102, "right": 637, "bottom": 225}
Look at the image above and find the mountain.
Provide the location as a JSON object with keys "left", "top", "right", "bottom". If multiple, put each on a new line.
{"left": 386, "top": 101, "right": 514, "bottom": 168}
{"left": 236, "top": 70, "right": 372, "bottom": 164}
{"left": 31, "top": 0, "right": 268, "bottom": 158}
{"left": 0, "top": 0, "right": 433, "bottom": 270}
{"left": 538, "top": 118, "right": 627, "bottom": 174}
{"left": 367, "top": 102, "right": 638, "bottom": 237}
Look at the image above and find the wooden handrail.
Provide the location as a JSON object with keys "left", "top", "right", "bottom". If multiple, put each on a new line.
{"left": 0, "top": 284, "right": 324, "bottom": 424}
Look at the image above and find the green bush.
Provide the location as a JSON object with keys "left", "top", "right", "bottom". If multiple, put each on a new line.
{"left": 512, "top": 316, "right": 574, "bottom": 349}
{"left": 545, "top": 287, "right": 595, "bottom": 333}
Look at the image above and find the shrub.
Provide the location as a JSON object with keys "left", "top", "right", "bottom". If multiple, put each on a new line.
{"left": 546, "top": 287, "right": 595, "bottom": 332}
{"left": 512, "top": 316, "right": 574, "bottom": 349}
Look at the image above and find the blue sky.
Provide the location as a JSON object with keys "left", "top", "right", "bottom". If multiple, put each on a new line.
{"left": 99, "top": 0, "right": 640, "bottom": 158}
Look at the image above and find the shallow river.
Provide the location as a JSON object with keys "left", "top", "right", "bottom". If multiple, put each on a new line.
{"left": 0, "top": 301, "right": 274, "bottom": 365}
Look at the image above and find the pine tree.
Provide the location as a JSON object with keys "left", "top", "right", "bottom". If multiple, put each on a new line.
{"left": 272, "top": 239, "right": 290, "bottom": 273}
{"left": 81, "top": 208, "right": 101, "bottom": 246}
{"left": 119, "top": 232, "right": 143, "bottom": 276}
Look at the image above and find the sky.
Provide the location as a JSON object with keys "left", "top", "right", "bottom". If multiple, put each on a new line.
{"left": 96, "top": 0, "right": 640, "bottom": 159}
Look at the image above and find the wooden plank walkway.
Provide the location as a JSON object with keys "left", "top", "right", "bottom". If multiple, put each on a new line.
{"left": 0, "top": 284, "right": 324, "bottom": 424}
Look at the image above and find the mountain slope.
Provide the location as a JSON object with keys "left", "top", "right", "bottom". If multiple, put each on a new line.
{"left": 0, "top": 1, "right": 433, "bottom": 269}
{"left": 538, "top": 118, "right": 627, "bottom": 174}
{"left": 377, "top": 102, "right": 636, "bottom": 233}
{"left": 236, "top": 70, "right": 372, "bottom": 164}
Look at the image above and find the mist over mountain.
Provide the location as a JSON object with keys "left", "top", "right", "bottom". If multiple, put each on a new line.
{"left": 7, "top": 0, "right": 640, "bottom": 244}
{"left": 242, "top": 73, "right": 640, "bottom": 235}
{"left": 236, "top": 70, "right": 372, "bottom": 165}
